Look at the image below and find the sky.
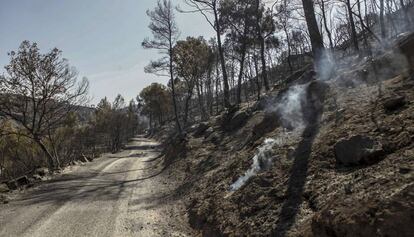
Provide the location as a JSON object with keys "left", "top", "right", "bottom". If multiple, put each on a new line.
{"left": 0, "top": 0, "right": 215, "bottom": 105}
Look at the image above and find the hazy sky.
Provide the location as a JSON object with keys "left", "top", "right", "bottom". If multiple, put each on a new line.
{"left": 0, "top": 0, "right": 215, "bottom": 105}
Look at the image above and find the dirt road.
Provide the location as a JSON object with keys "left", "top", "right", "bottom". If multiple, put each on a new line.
{"left": 0, "top": 137, "right": 194, "bottom": 237}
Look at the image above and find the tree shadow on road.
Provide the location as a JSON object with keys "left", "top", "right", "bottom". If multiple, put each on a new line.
{"left": 12, "top": 149, "right": 177, "bottom": 207}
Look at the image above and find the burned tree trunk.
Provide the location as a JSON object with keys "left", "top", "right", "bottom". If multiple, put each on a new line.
{"left": 301, "top": 0, "right": 325, "bottom": 59}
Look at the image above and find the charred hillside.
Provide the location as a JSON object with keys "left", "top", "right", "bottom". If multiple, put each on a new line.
{"left": 153, "top": 32, "right": 414, "bottom": 237}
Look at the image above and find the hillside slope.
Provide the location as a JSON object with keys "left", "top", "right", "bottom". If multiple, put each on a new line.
{"left": 157, "top": 35, "right": 414, "bottom": 237}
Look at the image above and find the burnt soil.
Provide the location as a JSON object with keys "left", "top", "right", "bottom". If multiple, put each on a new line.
{"left": 157, "top": 63, "right": 414, "bottom": 237}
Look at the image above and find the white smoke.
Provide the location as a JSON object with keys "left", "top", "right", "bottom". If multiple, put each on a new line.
{"left": 228, "top": 84, "right": 310, "bottom": 191}
{"left": 315, "top": 31, "right": 411, "bottom": 86}
{"left": 273, "top": 84, "right": 308, "bottom": 130}
{"left": 316, "top": 49, "right": 336, "bottom": 81}
{"left": 229, "top": 129, "right": 302, "bottom": 191}
{"left": 230, "top": 138, "right": 277, "bottom": 191}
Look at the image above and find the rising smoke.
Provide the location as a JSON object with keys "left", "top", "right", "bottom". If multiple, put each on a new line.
{"left": 314, "top": 31, "right": 411, "bottom": 88}
{"left": 230, "top": 85, "right": 308, "bottom": 191}
{"left": 229, "top": 128, "right": 303, "bottom": 191}
{"left": 316, "top": 49, "right": 336, "bottom": 82}
{"left": 273, "top": 84, "right": 308, "bottom": 130}
{"left": 230, "top": 138, "right": 277, "bottom": 191}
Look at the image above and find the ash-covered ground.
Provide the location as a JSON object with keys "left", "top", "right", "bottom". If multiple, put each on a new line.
{"left": 154, "top": 35, "right": 414, "bottom": 237}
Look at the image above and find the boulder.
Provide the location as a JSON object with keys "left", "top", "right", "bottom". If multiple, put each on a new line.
{"left": 35, "top": 167, "right": 49, "bottom": 177}
{"left": 228, "top": 110, "right": 250, "bottom": 131}
{"left": 16, "top": 176, "right": 30, "bottom": 187}
{"left": 6, "top": 180, "right": 18, "bottom": 190}
{"left": 193, "top": 122, "right": 210, "bottom": 137}
{"left": 219, "top": 106, "right": 241, "bottom": 130}
{"left": 383, "top": 96, "right": 406, "bottom": 111}
{"left": 334, "top": 135, "right": 384, "bottom": 166}
{"left": 251, "top": 112, "right": 279, "bottom": 142}
{"left": 0, "top": 183, "right": 9, "bottom": 193}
